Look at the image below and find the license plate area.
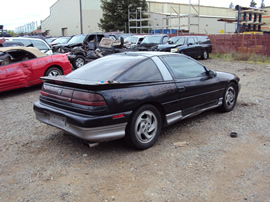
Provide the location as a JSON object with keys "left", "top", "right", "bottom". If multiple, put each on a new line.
{"left": 48, "top": 113, "right": 66, "bottom": 128}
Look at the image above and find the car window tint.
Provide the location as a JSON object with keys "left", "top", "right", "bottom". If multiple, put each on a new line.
{"left": 176, "top": 37, "right": 186, "bottom": 45}
{"left": 162, "top": 56, "right": 207, "bottom": 79}
{"left": 118, "top": 59, "right": 163, "bottom": 82}
{"left": 12, "top": 39, "right": 32, "bottom": 46}
{"left": 163, "top": 37, "right": 169, "bottom": 43}
{"left": 31, "top": 40, "right": 49, "bottom": 50}
{"left": 188, "top": 38, "right": 195, "bottom": 45}
{"left": 67, "top": 54, "right": 146, "bottom": 82}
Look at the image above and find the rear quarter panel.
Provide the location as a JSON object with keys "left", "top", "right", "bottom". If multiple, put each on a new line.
{"left": 100, "top": 82, "right": 180, "bottom": 116}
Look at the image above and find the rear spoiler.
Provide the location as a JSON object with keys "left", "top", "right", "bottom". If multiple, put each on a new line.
{"left": 40, "top": 76, "right": 152, "bottom": 91}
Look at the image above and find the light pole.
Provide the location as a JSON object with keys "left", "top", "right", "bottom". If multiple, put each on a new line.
{"left": 79, "top": 0, "right": 83, "bottom": 34}
{"left": 137, "top": 7, "right": 142, "bottom": 33}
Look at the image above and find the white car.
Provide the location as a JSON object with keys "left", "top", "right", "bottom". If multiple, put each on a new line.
{"left": 124, "top": 35, "right": 146, "bottom": 49}
{"left": 3, "top": 37, "right": 53, "bottom": 55}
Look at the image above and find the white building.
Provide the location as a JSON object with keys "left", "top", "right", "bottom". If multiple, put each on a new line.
{"left": 41, "top": 0, "right": 238, "bottom": 36}
{"left": 42, "top": 0, "right": 102, "bottom": 36}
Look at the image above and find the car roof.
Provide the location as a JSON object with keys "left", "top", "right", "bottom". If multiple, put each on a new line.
{"left": 5, "top": 37, "right": 47, "bottom": 42}
{"left": 0, "top": 46, "right": 46, "bottom": 57}
{"left": 119, "top": 51, "right": 179, "bottom": 57}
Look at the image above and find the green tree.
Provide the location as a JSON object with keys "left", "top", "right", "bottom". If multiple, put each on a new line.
{"left": 250, "top": 0, "right": 257, "bottom": 7}
{"left": 99, "top": 0, "right": 148, "bottom": 33}
{"left": 7, "top": 30, "right": 16, "bottom": 37}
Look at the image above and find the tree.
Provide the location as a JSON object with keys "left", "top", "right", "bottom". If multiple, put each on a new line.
{"left": 229, "top": 2, "right": 234, "bottom": 9}
{"left": 261, "top": 0, "right": 265, "bottom": 8}
{"left": 250, "top": 0, "right": 257, "bottom": 7}
{"left": 7, "top": 30, "right": 16, "bottom": 37}
{"left": 99, "top": 0, "right": 148, "bottom": 32}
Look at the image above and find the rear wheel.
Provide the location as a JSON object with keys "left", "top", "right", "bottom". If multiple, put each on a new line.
{"left": 45, "top": 67, "right": 62, "bottom": 77}
{"left": 73, "top": 55, "right": 85, "bottom": 69}
{"left": 125, "top": 105, "right": 162, "bottom": 150}
{"left": 219, "top": 83, "right": 238, "bottom": 112}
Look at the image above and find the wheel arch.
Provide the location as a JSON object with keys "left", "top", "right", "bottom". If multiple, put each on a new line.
{"left": 127, "top": 101, "right": 166, "bottom": 129}
{"left": 44, "top": 65, "right": 63, "bottom": 76}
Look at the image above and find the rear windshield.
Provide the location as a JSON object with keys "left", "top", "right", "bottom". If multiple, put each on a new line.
{"left": 66, "top": 54, "right": 146, "bottom": 82}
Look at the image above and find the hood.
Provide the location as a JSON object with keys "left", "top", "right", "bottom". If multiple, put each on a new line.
{"left": 140, "top": 43, "right": 160, "bottom": 48}
{"left": 157, "top": 44, "right": 179, "bottom": 50}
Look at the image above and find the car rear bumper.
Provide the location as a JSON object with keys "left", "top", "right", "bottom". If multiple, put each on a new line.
{"left": 34, "top": 101, "right": 130, "bottom": 142}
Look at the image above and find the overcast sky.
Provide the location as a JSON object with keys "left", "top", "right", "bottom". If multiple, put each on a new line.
{"left": 0, "top": 0, "right": 269, "bottom": 31}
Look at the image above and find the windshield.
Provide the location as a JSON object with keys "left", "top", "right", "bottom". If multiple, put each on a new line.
{"left": 125, "top": 36, "right": 139, "bottom": 44}
{"left": 52, "top": 37, "right": 70, "bottom": 45}
{"left": 68, "top": 35, "right": 85, "bottom": 44}
{"left": 141, "top": 36, "right": 163, "bottom": 44}
{"left": 66, "top": 54, "right": 146, "bottom": 82}
{"left": 168, "top": 37, "right": 186, "bottom": 45}
{"left": 175, "top": 37, "right": 186, "bottom": 45}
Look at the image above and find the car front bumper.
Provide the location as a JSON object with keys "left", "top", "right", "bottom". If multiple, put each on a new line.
{"left": 34, "top": 101, "right": 130, "bottom": 142}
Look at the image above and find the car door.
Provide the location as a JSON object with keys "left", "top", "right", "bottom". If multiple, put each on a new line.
{"left": 161, "top": 55, "right": 221, "bottom": 116}
{"left": 185, "top": 37, "right": 197, "bottom": 57}
{"left": 193, "top": 37, "right": 203, "bottom": 57}
{"left": 0, "top": 60, "right": 29, "bottom": 92}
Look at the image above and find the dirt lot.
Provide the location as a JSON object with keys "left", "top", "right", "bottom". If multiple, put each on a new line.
{"left": 0, "top": 58, "right": 270, "bottom": 201}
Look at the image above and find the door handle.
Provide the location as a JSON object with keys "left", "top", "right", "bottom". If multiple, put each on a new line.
{"left": 178, "top": 87, "right": 185, "bottom": 92}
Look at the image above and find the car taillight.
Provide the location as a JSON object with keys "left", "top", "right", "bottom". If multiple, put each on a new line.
{"left": 72, "top": 91, "right": 106, "bottom": 106}
{"left": 41, "top": 85, "right": 106, "bottom": 106}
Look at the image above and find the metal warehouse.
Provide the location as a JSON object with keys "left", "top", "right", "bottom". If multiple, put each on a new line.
{"left": 41, "top": 0, "right": 269, "bottom": 36}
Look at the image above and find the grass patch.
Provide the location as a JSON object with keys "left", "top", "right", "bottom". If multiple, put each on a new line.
{"left": 211, "top": 52, "right": 270, "bottom": 64}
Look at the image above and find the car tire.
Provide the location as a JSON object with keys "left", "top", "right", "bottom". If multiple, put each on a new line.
{"left": 219, "top": 82, "right": 238, "bottom": 112}
{"left": 125, "top": 105, "right": 162, "bottom": 150}
{"left": 73, "top": 55, "right": 85, "bottom": 69}
{"left": 201, "top": 49, "right": 208, "bottom": 60}
{"left": 45, "top": 67, "right": 63, "bottom": 77}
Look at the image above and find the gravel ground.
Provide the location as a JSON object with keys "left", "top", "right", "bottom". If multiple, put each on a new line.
{"left": 0, "top": 58, "right": 270, "bottom": 201}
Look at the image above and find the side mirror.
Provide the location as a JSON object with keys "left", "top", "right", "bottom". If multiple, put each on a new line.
{"left": 208, "top": 70, "right": 216, "bottom": 78}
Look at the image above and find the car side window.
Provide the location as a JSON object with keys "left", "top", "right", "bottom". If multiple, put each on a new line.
{"left": 13, "top": 39, "right": 32, "bottom": 47}
{"left": 31, "top": 40, "right": 49, "bottom": 50}
{"left": 188, "top": 38, "right": 195, "bottom": 45}
{"left": 163, "top": 36, "right": 169, "bottom": 44}
{"left": 162, "top": 56, "right": 207, "bottom": 79}
{"left": 118, "top": 59, "right": 163, "bottom": 82}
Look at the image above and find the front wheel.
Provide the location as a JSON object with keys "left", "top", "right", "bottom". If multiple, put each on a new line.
{"left": 45, "top": 67, "right": 62, "bottom": 77}
{"left": 72, "top": 55, "right": 85, "bottom": 69}
{"left": 201, "top": 49, "right": 208, "bottom": 59}
{"left": 125, "top": 105, "right": 162, "bottom": 150}
{"left": 219, "top": 83, "right": 238, "bottom": 112}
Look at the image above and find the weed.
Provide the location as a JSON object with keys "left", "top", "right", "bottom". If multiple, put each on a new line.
{"left": 211, "top": 52, "right": 270, "bottom": 64}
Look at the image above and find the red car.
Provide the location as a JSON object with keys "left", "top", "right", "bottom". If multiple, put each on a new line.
{"left": 0, "top": 46, "right": 72, "bottom": 93}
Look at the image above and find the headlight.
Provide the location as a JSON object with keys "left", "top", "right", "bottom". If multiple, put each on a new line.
{"left": 170, "top": 48, "right": 178, "bottom": 53}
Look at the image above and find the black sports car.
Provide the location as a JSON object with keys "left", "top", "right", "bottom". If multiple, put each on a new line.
{"left": 34, "top": 52, "right": 240, "bottom": 150}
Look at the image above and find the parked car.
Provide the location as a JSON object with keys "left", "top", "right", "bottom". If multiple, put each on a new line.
{"left": 0, "top": 46, "right": 72, "bottom": 93}
{"left": 3, "top": 37, "right": 53, "bottom": 55}
{"left": 162, "top": 35, "right": 212, "bottom": 59}
{"left": 34, "top": 52, "right": 240, "bottom": 150}
{"left": 45, "top": 37, "right": 57, "bottom": 44}
{"left": 50, "top": 36, "right": 72, "bottom": 47}
{"left": 138, "top": 34, "right": 169, "bottom": 51}
{"left": 124, "top": 35, "right": 146, "bottom": 49}
{"left": 54, "top": 33, "right": 117, "bottom": 69}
